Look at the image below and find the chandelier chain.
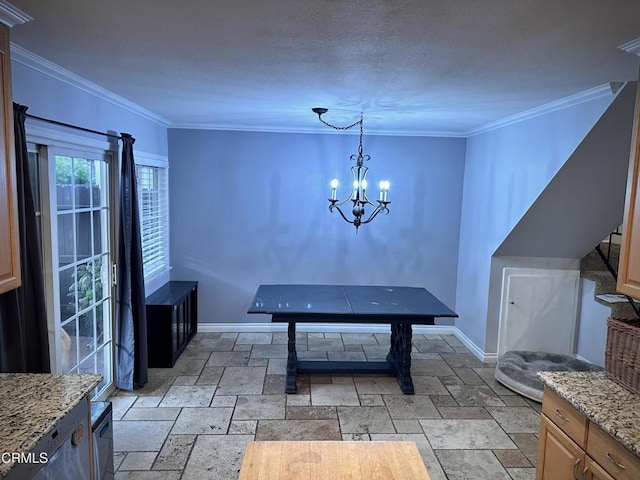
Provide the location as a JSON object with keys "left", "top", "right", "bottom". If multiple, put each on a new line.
{"left": 316, "top": 114, "right": 365, "bottom": 157}
{"left": 316, "top": 116, "right": 361, "bottom": 131}
{"left": 358, "top": 117, "right": 363, "bottom": 157}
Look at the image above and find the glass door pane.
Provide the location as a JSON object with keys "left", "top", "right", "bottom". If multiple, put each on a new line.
{"left": 52, "top": 153, "right": 113, "bottom": 397}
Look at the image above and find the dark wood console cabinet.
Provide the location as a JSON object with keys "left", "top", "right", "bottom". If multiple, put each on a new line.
{"left": 146, "top": 281, "right": 198, "bottom": 368}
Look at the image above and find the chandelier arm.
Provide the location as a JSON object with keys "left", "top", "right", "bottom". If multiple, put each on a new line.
{"left": 360, "top": 190, "right": 375, "bottom": 206}
{"left": 329, "top": 204, "right": 356, "bottom": 224}
{"left": 335, "top": 196, "right": 354, "bottom": 206}
{"left": 360, "top": 203, "right": 391, "bottom": 225}
{"left": 330, "top": 187, "right": 356, "bottom": 207}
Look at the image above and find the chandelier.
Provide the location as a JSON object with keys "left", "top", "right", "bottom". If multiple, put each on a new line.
{"left": 312, "top": 107, "right": 390, "bottom": 232}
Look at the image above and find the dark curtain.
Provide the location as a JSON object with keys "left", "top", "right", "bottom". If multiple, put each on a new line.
{"left": 116, "top": 133, "right": 148, "bottom": 389}
{"left": 0, "top": 103, "right": 50, "bottom": 373}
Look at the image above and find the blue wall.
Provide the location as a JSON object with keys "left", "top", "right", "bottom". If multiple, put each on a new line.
{"left": 495, "top": 84, "right": 635, "bottom": 259}
{"left": 457, "top": 92, "right": 620, "bottom": 352}
{"left": 168, "top": 129, "right": 466, "bottom": 323}
{"left": 15, "top": 47, "right": 629, "bottom": 357}
{"left": 12, "top": 61, "right": 168, "bottom": 156}
{"left": 12, "top": 57, "right": 171, "bottom": 293}
{"left": 577, "top": 278, "right": 610, "bottom": 366}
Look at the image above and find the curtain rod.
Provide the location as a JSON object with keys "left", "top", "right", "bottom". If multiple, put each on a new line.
{"left": 25, "top": 112, "right": 123, "bottom": 141}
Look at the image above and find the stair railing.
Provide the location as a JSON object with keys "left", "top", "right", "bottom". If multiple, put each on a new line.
{"left": 594, "top": 229, "right": 640, "bottom": 318}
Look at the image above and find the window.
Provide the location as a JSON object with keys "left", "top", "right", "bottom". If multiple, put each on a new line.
{"left": 135, "top": 154, "right": 169, "bottom": 283}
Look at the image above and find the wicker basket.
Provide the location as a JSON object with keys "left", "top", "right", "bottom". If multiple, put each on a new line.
{"left": 605, "top": 317, "right": 640, "bottom": 394}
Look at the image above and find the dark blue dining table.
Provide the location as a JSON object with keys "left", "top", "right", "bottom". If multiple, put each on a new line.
{"left": 247, "top": 284, "right": 457, "bottom": 394}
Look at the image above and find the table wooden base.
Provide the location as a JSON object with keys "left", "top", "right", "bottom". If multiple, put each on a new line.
{"left": 237, "top": 441, "right": 431, "bottom": 480}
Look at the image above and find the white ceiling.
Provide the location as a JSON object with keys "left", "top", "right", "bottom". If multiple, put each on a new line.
{"left": 7, "top": 1, "right": 640, "bottom": 136}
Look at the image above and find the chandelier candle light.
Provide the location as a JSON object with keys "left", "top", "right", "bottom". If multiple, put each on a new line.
{"left": 313, "top": 107, "right": 390, "bottom": 232}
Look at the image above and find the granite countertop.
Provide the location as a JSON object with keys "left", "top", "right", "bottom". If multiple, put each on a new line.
{"left": 0, "top": 373, "right": 102, "bottom": 477}
{"left": 539, "top": 371, "right": 640, "bottom": 458}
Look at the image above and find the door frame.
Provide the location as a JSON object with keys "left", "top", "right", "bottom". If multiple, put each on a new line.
{"left": 27, "top": 123, "right": 119, "bottom": 399}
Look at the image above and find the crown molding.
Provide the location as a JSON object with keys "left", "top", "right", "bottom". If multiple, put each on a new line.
{"left": 467, "top": 84, "right": 615, "bottom": 136}
{"left": 11, "top": 43, "right": 170, "bottom": 126}
{"left": 171, "top": 83, "right": 619, "bottom": 139}
{"left": 0, "top": 1, "right": 31, "bottom": 27}
{"left": 619, "top": 38, "right": 640, "bottom": 56}
{"left": 168, "top": 122, "right": 465, "bottom": 138}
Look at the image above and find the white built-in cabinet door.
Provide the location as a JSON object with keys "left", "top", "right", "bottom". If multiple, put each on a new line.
{"left": 498, "top": 268, "right": 580, "bottom": 356}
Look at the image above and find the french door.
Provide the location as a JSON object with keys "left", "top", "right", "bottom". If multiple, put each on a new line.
{"left": 42, "top": 145, "right": 116, "bottom": 398}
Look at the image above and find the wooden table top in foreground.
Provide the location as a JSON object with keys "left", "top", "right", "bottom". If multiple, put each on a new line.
{"left": 237, "top": 441, "right": 431, "bottom": 480}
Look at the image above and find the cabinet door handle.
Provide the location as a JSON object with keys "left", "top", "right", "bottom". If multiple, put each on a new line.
{"left": 580, "top": 466, "right": 587, "bottom": 480}
{"left": 605, "top": 451, "right": 626, "bottom": 469}
{"left": 555, "top": 409, "right": 568, "bottom": 421}
{"left": 573, "top": 458, "right": 581, "bottom": 480}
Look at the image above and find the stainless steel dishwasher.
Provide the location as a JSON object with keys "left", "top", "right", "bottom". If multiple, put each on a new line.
{"left": 6, "top": 400, "right": 114, "bottom": 480}
{"left": 91, "top": 401, "right": 114, "bottom": 480}
{"left": 20, "top": 399, "right": 92, "bottom": 480}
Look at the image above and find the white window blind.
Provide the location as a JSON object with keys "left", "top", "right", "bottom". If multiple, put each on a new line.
{"left": 136, "top": 163, "right": 169, "bottom": 279}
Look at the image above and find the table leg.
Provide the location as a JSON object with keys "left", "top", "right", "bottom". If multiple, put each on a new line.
{"left": 387, "top": 323, "right": 415, "bottom": 394}
{"left": 285, "top": 321, "right": 298, "bottom": 393}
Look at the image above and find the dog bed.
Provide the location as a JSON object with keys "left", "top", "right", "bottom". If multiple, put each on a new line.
{"left": 494, "top": 351, "right": 603, "bottom": 402}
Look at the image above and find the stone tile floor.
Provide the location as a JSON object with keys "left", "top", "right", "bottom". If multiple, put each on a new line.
{"left": 109, "top": 331, "right": 540, "bottom": 480}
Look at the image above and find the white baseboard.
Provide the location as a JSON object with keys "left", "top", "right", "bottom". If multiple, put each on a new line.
{"left": 573, "top": 354, "right": 603, "bottom": 367}
{"left": 453, "top": 327, "right": 499, "bottom": 363}
{"left": 197, "top": 323, "right": 496, "bottom": 362}
{"left": 198, "top": 323, "right": 288, "bottom": 333}
{"left": 197, "top": 322, "right": 458, "bottom": 334}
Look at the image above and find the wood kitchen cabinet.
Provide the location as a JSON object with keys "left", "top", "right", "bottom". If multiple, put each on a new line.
{"left": 537, "top": 388, "right": 588, "bottom": 480}
{"left": 583, "top": 457, "right": 615, "bottom": 480}
{"left": 538, "top": 415, "right": 585, "bottom": 480}
{"left": 618, "top": 68, "right": 640, "bottom": 298}
{"left": 0, "top": 22, "right": 20, "bottom": 294}
{"left": 537, "top": 388, "right": 640, "bottom": 480}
